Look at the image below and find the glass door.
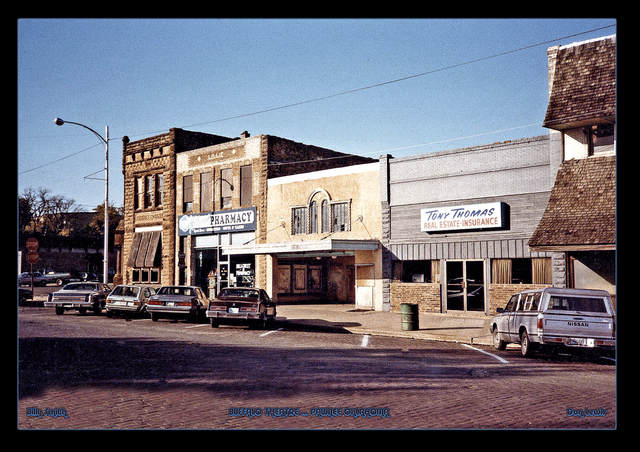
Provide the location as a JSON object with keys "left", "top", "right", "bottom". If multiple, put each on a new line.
{"left": 446, "top": 260, "right": 485, "bottom": 312}
{"left": 446, "top": 261, "right": 464, "bottom": 311}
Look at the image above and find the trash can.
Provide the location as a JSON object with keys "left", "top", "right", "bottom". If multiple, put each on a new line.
{"left": 400, "top": 303, "right": 419, "bottom": 331}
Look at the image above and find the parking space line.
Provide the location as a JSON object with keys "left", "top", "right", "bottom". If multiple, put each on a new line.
{"left": 259, "top": 327, "right": 284, "bottom": 337}
{"left": 185, "top": 323, "right": 210, "bottom": 329}
{"left": 461, "top": 343, "right": 509, "bottom": 364}
{"left": 361, "top": 334, "right": 370, "bottom": 348}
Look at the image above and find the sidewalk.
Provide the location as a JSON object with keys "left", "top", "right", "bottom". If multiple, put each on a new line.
{"left": 24, "top": 293, "right": 494, "bottom": 346}
{"left": 276, "top": 303, "right": 494, "bottom": 346}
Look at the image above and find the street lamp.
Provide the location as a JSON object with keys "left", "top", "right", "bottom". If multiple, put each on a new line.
{"left": 54, "top": 118, "right": 110, "bottom": 285}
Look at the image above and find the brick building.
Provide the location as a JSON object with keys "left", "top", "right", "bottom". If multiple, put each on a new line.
{"left": 121, "top": 129, "right": 374, "bottom": 294}
{"left": 121, "top": 128, "right": 234, "bottom": 288}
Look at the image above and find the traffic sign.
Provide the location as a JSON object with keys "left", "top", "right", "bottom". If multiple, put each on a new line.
{"left": 26, "top": 238, "right": 39, "bottom": 251}
{"left": 25, "top": 251, "right": 39, "bottom": 265}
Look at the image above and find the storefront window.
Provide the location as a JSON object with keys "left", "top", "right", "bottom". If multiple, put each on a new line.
{"left": 491, "top": 258, "right": 551, "bottom": 284}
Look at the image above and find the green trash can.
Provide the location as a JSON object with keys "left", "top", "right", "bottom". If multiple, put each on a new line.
{"left": 400, "top": 303, "right": 419, "bottom": 331}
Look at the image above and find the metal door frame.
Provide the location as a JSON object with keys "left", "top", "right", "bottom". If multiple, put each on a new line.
{"left": 443, "top": 259, "right": 487, "bottom": 314}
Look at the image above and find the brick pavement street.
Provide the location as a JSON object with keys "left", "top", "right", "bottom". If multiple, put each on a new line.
{"left": 18, "top": 308, "right": 616, "bottom": 429}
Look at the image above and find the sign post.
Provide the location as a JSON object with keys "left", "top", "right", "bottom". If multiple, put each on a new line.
{"left": 25, "top": 238, "right": 39, "bottom": 292}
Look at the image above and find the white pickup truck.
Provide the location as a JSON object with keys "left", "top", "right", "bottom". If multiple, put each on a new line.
{"left": 490, "top": 288, "right": 615, "bottom": 357}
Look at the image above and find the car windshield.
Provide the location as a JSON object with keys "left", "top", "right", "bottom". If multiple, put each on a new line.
{"left": 220, "top": 288, "right": 259, "bottom": 298}
{"left": 548, "top": 296, "right": 607, "bottom": 313}
{"left": 62, "top": 283, "right": 99, "bottom": 291}
{"left": 157, "top": 286, "right": 194, "bottom": 296}
{"left": 111, "top": 286, "right": 139, "bottom": 296}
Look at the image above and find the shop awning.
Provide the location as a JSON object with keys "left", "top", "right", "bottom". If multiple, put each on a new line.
{"left": 222, "top": 239, "right": 379, "bottom": 256}
{"left": 127, "top": 231, "right": 161, "bottom": 267}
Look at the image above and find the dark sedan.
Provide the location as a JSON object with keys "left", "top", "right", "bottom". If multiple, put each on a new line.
{"left": 207, "top": 287, "right": 276, "bottom": 329}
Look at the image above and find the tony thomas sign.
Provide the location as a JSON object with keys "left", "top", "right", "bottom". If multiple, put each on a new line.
{"left": 421, "top": 202, "right": 505, "bottom": 233}
{"left": 178, "top": 207, "right": 256, "bottom": 236}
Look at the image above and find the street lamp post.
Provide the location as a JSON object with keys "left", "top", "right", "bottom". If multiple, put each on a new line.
{"left": 54, "top": 118, "right": 109, "bottom": 285}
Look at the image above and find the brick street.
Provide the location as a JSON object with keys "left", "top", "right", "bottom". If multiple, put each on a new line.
{"left": 18, "top": 307, "right": 616, "bottom": 429}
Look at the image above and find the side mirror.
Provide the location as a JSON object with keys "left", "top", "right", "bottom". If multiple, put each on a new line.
{"left": 496, "top": 308, "right": 504, "bottom": 313}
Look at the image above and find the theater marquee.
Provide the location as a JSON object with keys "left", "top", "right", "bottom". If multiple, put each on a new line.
{"left": 178, "top": 207, "right": 256, "bottom": 236}
{"left": 421, "top": 202, "right": 505, "bottom": 233}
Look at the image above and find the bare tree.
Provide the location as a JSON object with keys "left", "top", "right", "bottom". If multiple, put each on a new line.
{"left": 19, "top": 187, "right": 80, "bottom": 235}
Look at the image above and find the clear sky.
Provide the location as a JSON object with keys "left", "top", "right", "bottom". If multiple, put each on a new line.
{"left": 17, "top": 18, "right": 616, "bottom": 211}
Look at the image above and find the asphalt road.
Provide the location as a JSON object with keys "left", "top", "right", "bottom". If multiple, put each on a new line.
{"left": 18, "top": 306, "right": 616, "bottom": 429}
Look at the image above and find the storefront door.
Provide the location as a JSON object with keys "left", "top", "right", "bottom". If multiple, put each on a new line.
{"left": 445, "top": 260, "right": 485, "bottom": 312}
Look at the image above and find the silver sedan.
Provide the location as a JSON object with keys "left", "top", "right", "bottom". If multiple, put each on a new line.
{"left": 147, "top": 286, "right": 210, "bottom": 322}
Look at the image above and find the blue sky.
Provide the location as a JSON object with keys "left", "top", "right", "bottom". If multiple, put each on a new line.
{"left": 17, "top": 18, "right": 616, "bottom": 211}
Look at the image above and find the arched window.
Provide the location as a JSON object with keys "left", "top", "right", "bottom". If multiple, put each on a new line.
{"left": 309, "top": 200, "right": 318, "bottom": 234}
{"left": 321, "top": 199, "right": 330, "bottom": 233}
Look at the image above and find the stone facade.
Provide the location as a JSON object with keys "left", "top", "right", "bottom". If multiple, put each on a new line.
{"left": 120, "top": 129, "right": 374, "bottom": 293}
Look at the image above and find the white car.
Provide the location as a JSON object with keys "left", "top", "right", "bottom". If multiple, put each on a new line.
{"left": 106, "top": 285, "right": 156, "bottom": 317}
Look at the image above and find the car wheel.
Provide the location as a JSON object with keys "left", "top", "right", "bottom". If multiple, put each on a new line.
{"left": 151, "top": 312, "right": 159, "bottom": 322}
{"left": 210, "top": 318, "right": 219, "bottom": 328}
{"left": 492, "top": 327, "right": 506, "bottom": 351}
{"left": 55, "top": 306, "right": 64, "bottom": 315}
{"left": 520, "top": 330, "right": 535, "bottom": 357}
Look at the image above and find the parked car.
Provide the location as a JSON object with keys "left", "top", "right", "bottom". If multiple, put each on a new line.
{"left": 44, "top": 282, "right": 112, "bottom": 315}
{"left": 147, "top": 286, "right": 209, "bottom": 322}
{"left": 207, "top": 287, "right": 276, "bottom": 329}
{"left": 490, "top": 288, "right": 616, "bottom": 357}
{"left": 106, "top": 285, "right": 156, "bottom": 317}
{"left": 18, "top": 272, "right": 49, "bottom": 287}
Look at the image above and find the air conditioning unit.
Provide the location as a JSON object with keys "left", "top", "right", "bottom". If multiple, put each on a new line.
{"left": 412, "top": 274, "right": 425, "bottom": 283}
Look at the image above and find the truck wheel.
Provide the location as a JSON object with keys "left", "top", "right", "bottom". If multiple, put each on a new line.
{"left": 493, "top": 327, "right": 506, "bottom": 350}
{"left": 520, "top": 330, "right": 536, "bottom": 357}
{"left": 55, "top": 306, "right": 64, "bottom": 315}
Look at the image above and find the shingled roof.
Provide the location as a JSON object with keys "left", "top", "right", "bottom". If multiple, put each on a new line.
{"left": 528, "top": 156, "right": 616, "bottom": 251}
{"left": 543, "top": 35, "right": 616, "bottom": 130}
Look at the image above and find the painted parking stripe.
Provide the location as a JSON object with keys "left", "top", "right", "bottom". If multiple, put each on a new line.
{"left": 259, "top": 328, "right": 284, "bottom": 337}
{"left": 461, "top": 343, "right": 509, "bottom": 364}
{"left": 361, "top": 335, "right": 370, "bottom": 348}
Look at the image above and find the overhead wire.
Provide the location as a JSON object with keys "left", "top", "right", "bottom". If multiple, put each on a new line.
{"left": 20, "top": 24, "right": 616, "bottom": 174}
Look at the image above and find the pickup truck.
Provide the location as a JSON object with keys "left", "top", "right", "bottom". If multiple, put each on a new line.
{"left": 39, "top": 269, "right": 73, "bottom": 286}
{"left": 45, "top": 282, "right": 112, "bottom": 315}
{"left": 490, "top": 288, "right": 615, "bottom": 357}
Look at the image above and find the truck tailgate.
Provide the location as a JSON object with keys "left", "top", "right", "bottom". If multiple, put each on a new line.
{"left": 543, "top": 313, "right": 614, "bottom": 339}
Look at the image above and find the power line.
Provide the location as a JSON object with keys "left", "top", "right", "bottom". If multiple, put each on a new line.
{"left": 130, "top": 24, "right": 615, "bottom": 138}
{"left": 19, "top": 142, "right": 102, "bottom": 174}
{"left": 20, "top": 24, "right": 616, "bottom": 172}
